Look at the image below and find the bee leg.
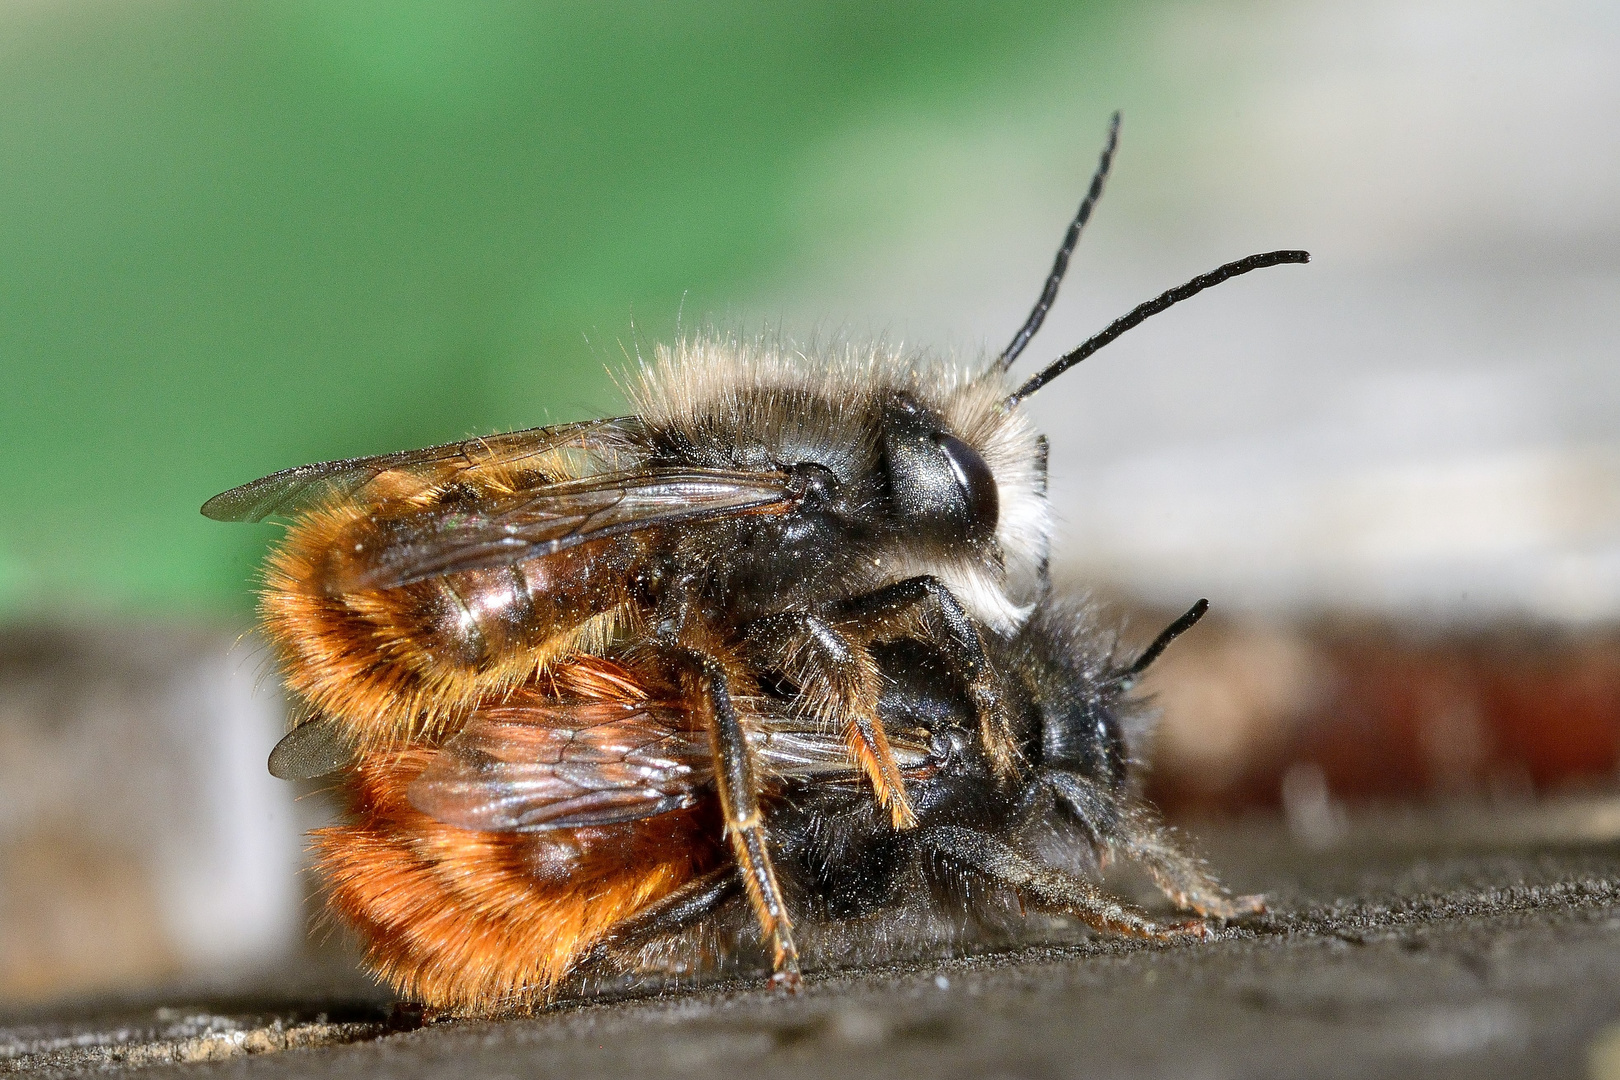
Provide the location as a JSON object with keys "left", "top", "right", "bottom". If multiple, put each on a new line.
{"left": 582, "top": 867, "right": 741, "bottom": 968}
{"left": 677, "top": 650, "right": 802, "bottom": 991}
{"left": 746, "top": 611, "right": 916, "bottom": 829}
{"left": 1044, "top": 771, "right": 1266, "bottom": 920}
{"left": 921, "top": 825, "right": 1214, "bottom": 941}
{"left": 835, "top": 576, "right": 1020, "bottom": 778}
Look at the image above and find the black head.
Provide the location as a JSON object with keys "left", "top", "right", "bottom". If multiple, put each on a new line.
{"left": 1009, "top": 606, "right": 1133, "bottom": 788}
{"left": 1019, "top": 598, "right": 1211, "bottom": 788}
{"left": 880, "top": 394, "right": 999, "bottom": 546}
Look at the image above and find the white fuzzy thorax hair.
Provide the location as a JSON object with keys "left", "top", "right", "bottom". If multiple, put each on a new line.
{"left": 629, "top": 335, "right": 1052, "bottom": 634}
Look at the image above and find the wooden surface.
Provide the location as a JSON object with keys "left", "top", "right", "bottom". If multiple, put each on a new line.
{"left": 7, "top": 800, "right": 1620, "bottom": 1079}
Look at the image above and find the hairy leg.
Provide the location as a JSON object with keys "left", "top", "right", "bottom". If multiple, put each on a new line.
{"left": 835, "top": 575, "right": 1019, "bottom": 778}
{"left": 581, "top": 866, "right": 741, "bottom": 971}
{"left": 1046, "top": 771, "right": 1265, "bottom": 920}
{"left": 920, "top": 824, "right": 1211, "bottom": 940}
{"left": 677, "top": 649, "right": 802, "bottom": 990}
{"left": 746, "top": 610, "right": 916, "bottom": 828}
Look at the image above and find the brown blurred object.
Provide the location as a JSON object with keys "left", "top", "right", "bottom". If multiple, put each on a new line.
{"left": 0, "top": 829, "right": 179, "bottom": 1003}
{"left": 0, "top": 623, "right": 304, "bottom": 1006}
{"left": 1141, "top": 611, "right": 1620, "bottom": 821}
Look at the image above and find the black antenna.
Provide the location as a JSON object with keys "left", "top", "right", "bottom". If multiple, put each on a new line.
{"left": 1120, "top": 598, "right": 1209, "bottom": 684}
{"left": 1008, "top": 249, "right": 1310, "bottom": 404}
{"left": 995, "top": 112, "right": 1121, "bottom": 372}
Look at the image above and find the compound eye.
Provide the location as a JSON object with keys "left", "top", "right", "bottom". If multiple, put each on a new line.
{"left": 934, "top": 432, "right": 999, "bottom": 540}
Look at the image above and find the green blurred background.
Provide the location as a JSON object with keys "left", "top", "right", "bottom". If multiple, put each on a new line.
{"left": 4, "top": 0, "right": 1616, "bottom": 623}
{"left": 0, "top": 1, "right": 1145, "bottom": 616}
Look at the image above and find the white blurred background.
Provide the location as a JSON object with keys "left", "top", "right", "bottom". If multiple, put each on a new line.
{"left": 764, "top": 0, "right": 1620, "bottom": 623}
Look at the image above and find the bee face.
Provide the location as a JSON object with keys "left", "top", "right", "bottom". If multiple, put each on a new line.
{"left": 1020, "top": 605, "right": 1133, "bottom": 788}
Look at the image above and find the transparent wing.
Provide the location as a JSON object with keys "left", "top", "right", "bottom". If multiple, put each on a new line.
{"left": 407, "top": 700, "right": 713, "bottom": 831}
{"left": 201, "top": 418, "right": 639, "bottom": 523}
{"left": 406, "top": 698, "right": 937, "bottom": 833}
{"left": 333, "top": 467, "right": 797, "bottom": 591}
{"left": 267, "top": 716, "right": 352, "bottom": 780}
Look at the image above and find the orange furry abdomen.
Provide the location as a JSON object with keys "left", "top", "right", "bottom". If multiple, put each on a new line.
{"left": 261, "top": 496, "right": 640, "bottom": 753}
{"left": 315, "top": 745, "right": 719, "bottom": 1015}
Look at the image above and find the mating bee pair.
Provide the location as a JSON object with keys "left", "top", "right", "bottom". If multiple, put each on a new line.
{"left": 208, "top": 115, "right": 1298, "bottom": 1014}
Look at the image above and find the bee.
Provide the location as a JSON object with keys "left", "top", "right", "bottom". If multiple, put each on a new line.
{"left": 205, "top": 114, "right": 1306, "bottom": 1014}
